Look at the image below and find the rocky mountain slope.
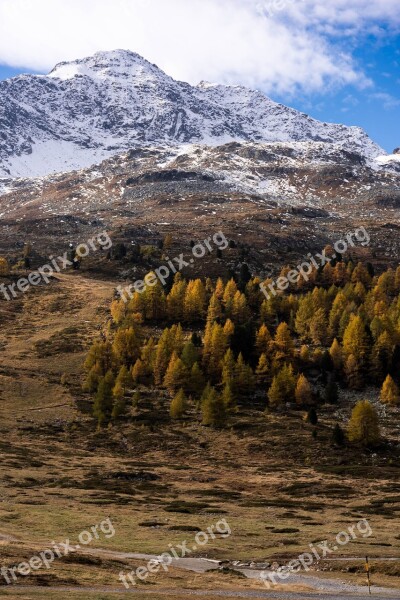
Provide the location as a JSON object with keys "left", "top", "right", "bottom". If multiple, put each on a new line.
{"left": 1, "top": 141, "right": 399, "bottom": 274}
{"left": 0, "top": 49, "right": 388, "bottom": 179}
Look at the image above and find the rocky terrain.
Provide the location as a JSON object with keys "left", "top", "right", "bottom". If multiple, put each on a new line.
{"left": 0, "top": 140, "right": 400, "bottom": 278}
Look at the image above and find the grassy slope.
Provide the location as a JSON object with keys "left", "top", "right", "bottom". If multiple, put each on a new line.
{"left": 0, "top": 272, "right": 399, "bottom": 595}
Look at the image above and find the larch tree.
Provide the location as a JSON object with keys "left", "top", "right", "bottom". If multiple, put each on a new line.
{"left": 347, "top": 400, "right": 380, "bottom": 446}
{"left": 222, "top": 278, "right": 238, "bottom": 317}
{"left": 187, "top": 362, "right": 205, "bottom": 398}
{"left": 329, "top": 338, "right": 343, "bottom": 371}
{"left": 113, "top": 327, "right": 141, "bottom": 366}
{"left": 309, "top": 308, "right": 328, "bottom": 345}
{"left": 167, "top": 279, "right": 187, "bottom": 321}
{"left": 294, "top": 295, "right": 314, "bottom": 340}
{"left": 273, "top": 322, "right": 294, "bottom": 362}
{"left": 181, "top": 341, "right": 199, "bottom": 369}
{"left": 234, "top": 353, "right": 255, "bottom": 396}
{"left": 221, "top": 382, "right": 236, "bottom": 413}
{"left": 170, "top": 388, "right": 187, "bottom": 419}
{"left": 345, "top": 353, "right": 364, "bottom": 390}
{"left": 267, "top": 364, "right": 296, "bottom": 408}
{"left": 221, "top": 348, "right": 236, "bottom": 387}
{"left": 343, "top": 314, "right": 369, "bottom": 370}
{"left": 84, "top": 340, "right": 113, "bottom": 377}
{"left": 163, "top": 353, "right": 188, "bottom": 394}
{"left": 131, "top": 358, "right": 147, "bottom": 384}
{"left": 255, "top": 324, "right": 272, "bottom": 355}
{"left": 371, "top": 331, "right": 394, "bottom": 383}
{"left": 295, "top": 374, "right": 313, "bottom": 406}
{"left": 380, "top": 375, "right": 400, "bottom": 405}
{"left": 255, "top": 353, "right": 270, "bottom": 386}
{"left": 201, "top": 386, "right": 227, "bottom": 428}
{"left": 184, "top": 279, "right": 206, "bottom": 322}
{"left": 207, "top": 292, "right": 223, "bottom": 323}
{"left": 232, "top": 291, "right": 249, "bottom": 324}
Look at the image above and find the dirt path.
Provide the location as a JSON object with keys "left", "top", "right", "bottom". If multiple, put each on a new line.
{"left": 12, "top": 584, "right": 398, "bottom": 599}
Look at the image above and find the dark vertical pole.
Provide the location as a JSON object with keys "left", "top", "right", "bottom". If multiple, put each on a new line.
{"left": 365, "top": 556, "right": 371, "bottom": 595}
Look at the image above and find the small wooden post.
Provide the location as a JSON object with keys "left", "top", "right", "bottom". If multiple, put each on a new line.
{"left": 365, "top": 555, "right": 371, "bottom": 595}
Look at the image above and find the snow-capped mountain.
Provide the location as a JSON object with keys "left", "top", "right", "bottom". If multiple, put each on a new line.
{"left": 0, "top": 49, "right": 387, "bottom": 179}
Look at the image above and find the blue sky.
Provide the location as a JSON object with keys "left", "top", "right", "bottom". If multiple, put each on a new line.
{"left": 0, "top": 0, "right": 398, "bottom": 152}
{"left": 275, "top": 32, "right": 400, "bottom": 153}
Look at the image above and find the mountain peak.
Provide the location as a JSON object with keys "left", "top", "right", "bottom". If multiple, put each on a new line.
{"left": 0, "top": 48, "right": 387, "bottom": 179}
{"left": 48, "top": 49, "right": 161, "bottom": 81}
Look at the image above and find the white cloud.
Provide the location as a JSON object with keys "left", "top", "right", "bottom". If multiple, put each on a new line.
{"left": 0, "top": 0, "right": 397, "bottom": 95}
{"left": 370, "top": 92, "right": 400, "bottom": 109}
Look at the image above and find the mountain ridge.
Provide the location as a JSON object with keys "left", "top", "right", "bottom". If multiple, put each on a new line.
{"left": 0, "top": 49, "right": 387, "bottom": 179}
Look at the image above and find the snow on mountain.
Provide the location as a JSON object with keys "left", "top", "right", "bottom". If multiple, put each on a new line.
{"left": 0, "top": 49, "right": 387, "bottom": 179}
{"left": 375, "top": 153, "right": 400, "bottom": 165}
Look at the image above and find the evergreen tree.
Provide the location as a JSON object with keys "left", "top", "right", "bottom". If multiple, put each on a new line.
{"left": 181, "top": 341, "right": 199, "bottom": 369}
{"left": 187, "top": 362, "right": 205, "bottom": 398}
{"left": 325, "top": 378, "right": 339, "bottom": 404}
{"left": 93, "top": 370, "right": 115, "bottom": 427}
{"left": 332, "top": 423, "right": 345, "bottom": 446}
{"left": 306, "top": 407, "right": 318, "bottom": 425}
{"left": 239, "top": 263, "right": 252, "bottom": 288}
